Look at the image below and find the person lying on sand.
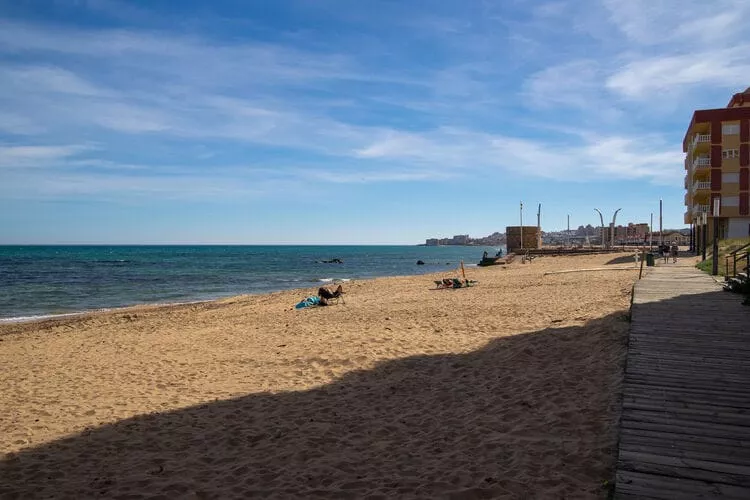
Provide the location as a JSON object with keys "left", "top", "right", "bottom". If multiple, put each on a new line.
{"left": 318, "top": 284, "right": 344, "bottom": 300}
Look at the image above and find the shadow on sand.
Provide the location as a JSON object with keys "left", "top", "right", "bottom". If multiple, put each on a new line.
{"left": 1, "top": 314, "right": 630, "bottom": 499}
{"left": 604, "top": 255, "right": 639, "bottom": 266}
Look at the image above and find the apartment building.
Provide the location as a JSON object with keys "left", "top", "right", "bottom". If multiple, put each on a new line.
{"left": 684, "top": 87, "right": 750, "bottom": 243}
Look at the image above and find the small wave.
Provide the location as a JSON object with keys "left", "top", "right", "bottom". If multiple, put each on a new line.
{"left": 0, "top": 311, "right": 87, "bottom": 324}
{"left": 316, "top": 277, "right": 352, "bottom": 283}
{"left": 0, "top": 299, "right": 213, "bottom": 324}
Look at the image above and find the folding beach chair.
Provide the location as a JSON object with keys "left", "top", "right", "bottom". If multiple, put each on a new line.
{"left": 318, "top": 285, "right": 345, "bottom": 304}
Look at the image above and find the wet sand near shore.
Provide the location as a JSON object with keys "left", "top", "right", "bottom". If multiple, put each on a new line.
{"left": 1, "top": 253, "right": 638, "bottom": 499}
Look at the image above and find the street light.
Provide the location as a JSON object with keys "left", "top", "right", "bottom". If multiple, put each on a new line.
{"left": 712, "top": 198, "right": 720, "bottom": 275}
{"left": 611, "top": 208, "right": 622, "bottom": 247}
{"left": 594, "top": 208, "right": 605, "bottom": 248}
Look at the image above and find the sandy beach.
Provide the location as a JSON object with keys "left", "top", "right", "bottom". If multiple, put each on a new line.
{"left": 1, "top": 253, "right": 639, "bottom": 499}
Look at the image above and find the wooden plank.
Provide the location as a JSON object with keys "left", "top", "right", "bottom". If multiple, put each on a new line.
{"left": 621, "top": 402, "right": 750, "bottom": 426}
{"left": 623, "top": 385, "right": 750, "bottom": 402}
{"left": 624, "top": 365, "right": 749, "bottom": 379}
{"left": 626, "top": 351, "right": 749, "bottom": 361}
{"left": 620, "top": 441, "right": 750, "bottom": 466}
{"left": 621, "top": 420, "right": 750, "bottom": 441}
{"left": 622, "top": 410, "right": 750, "bottom": 434}
{"left": 619, "top": 450, "right": 750, "bottom": 484}
{"left": 623, "top": 378, "right": 750, "bottom": 395}
{"left": 624, "top": 366, "right": 749, "bottom": 379}
{"left": 616, "top": 470, "right": 750, "bottom": 499}
{"left": 627, "top": 357, "right": 748, "bottom": 366}
{"left": 623, "top": 375, "right": 750, "bottom": 391}
{"left": 619, "top": 427, "right": 750, "bottom": 448}
{"left": 623, "top": 394, "right": 750, "bottom": 411}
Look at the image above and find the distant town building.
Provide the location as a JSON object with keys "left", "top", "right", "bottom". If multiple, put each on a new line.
{"left": 614, "top": 223, "right": 650, "bottom": 244}
{"left": 422, "top": 232, "right": 506, "bottom": 246}
{"left": 683, "top": 87, "right": 750, "bottom": 243}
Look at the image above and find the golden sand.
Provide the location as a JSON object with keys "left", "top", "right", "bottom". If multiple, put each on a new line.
{"left": 1, "top": 253, "right": 639, "bottom": 499}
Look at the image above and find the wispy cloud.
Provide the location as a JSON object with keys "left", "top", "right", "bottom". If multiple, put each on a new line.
{"left": 353, "top": 128, "right": 682, "bottom": 185}
{"left": 0, "top": 144, "right": 93, "bottom": 168}
{"left": 607, "top": 47, "right": 750, "bottom": 99}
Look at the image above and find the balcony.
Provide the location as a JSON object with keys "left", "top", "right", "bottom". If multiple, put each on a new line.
{"left": 692, "top": 156, "right": 710, "bottom": 168}
{"left": 693, "top": 204, "right": 709, "bottom": 214}
{"left": 693, "top": 181, "right": 711, "bottom": 192}
{"left": 690, "top": 134, "right": 710, "bottom": 152}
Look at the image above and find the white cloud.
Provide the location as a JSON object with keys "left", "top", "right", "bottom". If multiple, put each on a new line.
{"left": 607, "top": 47, "right": 750, "bottom": 98}
{"left": 0, "top": 144, "right": 93, "bottom": 168}
{"left": 523, "top": 60, "right": 604, "bottom": 109}
{"left": 0, "top": 65, "right": 106, "bottom": 96}
{"left": 601, "top": 0, "right": 750, "bottom": 46}
{"left": 353, "top": 128, "right": 682, "bottom": 185}
{"left": 0, "top": 111, "right": 45, "bottom": 135}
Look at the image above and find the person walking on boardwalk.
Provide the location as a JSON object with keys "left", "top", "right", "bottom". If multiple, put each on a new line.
{"left": 670, "top": 242, "right": 678, "bottom": 263}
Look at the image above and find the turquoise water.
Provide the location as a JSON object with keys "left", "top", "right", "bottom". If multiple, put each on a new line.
{"left": 0, "top": 245, "right": 503, "bottom": 321}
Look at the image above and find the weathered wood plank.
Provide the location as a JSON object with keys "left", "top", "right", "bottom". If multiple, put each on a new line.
{"left": 616, "top": 470, "right": 750, "bottom": 499}
{"left": 621, "top": 402, "right": 750, "bottom": 426}
{"left": 623, "top": 394, "right": 750, "bottom": 410}
{"left": 619, "top": 440, "right": 750, "bottom": 466}
{"left": 619, "top": 450, "right": 750, "bottom": 483}
{"left": 619, "top": 427, "right": 750, "bottom": 448}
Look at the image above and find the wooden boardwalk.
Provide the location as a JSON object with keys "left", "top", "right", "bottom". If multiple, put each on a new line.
{"left": 615, "top": 261, "right": 750, "bottom": 499}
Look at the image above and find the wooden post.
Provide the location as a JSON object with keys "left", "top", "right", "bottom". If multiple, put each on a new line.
{"left": 639, "top": 249, "right": 645, "bottom": 280}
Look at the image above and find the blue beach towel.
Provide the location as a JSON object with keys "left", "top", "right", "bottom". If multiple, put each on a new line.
{"left": 295, "top": 296, "right": 321, "bottom": 309}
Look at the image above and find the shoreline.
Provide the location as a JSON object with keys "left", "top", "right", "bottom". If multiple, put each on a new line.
{"left": 0, "top": 262, "right": 486, "bottom": 326}
{"left": 0, "top": 250, "right": 492, "bottom": 324}
{"left": 1, "top": 253, "right": 639, "bottom": 498}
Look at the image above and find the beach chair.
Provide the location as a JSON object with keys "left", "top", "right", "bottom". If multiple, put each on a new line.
{"left": 318, "top": 285, "right": 345, "bottom": 304}
{"left": 434, "top": 278, "right": 477, "bottom": 289}
{"left": 452, "top": 278, "right": 478, "bottom": 288}
{"left": 434, "top": 278, "right": 456, "bottom": 289}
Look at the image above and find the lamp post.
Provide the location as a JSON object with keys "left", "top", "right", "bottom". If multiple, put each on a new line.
{"left": 611, "top": 208, "right": 622, "bottom": 248}
{"left": 712, "top": 198, "right": 720, "bottom": 275}
{"left": 659, "top": 198, "right": 663, "bottom": 247}
{"left": 594, "top": 208, "right": 605, "bottom": 248}
{"left": 520, "top": 201, "right": 523, "bottom": 252}
{"left": 649, "top": 213, "right": 653, "bottom": 249}
{"left": 702, "top": 212, "right": 707, "bottom": 261}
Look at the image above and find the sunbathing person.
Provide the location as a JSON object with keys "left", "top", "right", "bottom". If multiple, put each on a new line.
{"left": 318, "top": 284, "right": 343, "bottom": 299}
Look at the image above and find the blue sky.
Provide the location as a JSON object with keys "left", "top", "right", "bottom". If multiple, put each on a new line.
{"left": 1, "top": 0, "right": 748, "bottom": 244}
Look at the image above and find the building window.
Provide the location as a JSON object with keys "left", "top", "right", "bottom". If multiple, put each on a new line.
{"left": 722, "top": 149, "right": 739, "bottom": 159}
{"left": 722, "top": 123, "right": 740, "bottom": 135}
{"left": 722, "top": 172, "right": 740, "bottom": 184}
{"left": 722, "top": 195, "right": 739, "bottom": 207}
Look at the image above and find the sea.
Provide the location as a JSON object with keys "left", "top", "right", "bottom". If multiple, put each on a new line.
{"left": 0, "top": 245, "right": 504, "bottom": 322}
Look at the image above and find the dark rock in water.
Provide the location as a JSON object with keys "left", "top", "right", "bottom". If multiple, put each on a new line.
{"left": 321, "top": 258, "right": 343, "bottom": 264}
{"left": 416, "top": 260, "right": 425, "bottom": 265}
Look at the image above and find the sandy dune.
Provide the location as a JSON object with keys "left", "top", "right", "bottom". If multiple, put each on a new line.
{"left": 1, "top": 253, "right": 639, "bottom": 499}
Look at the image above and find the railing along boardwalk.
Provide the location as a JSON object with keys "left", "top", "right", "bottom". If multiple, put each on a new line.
{"left": 615, "top": 262, "right": 750, "bottom": 499}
